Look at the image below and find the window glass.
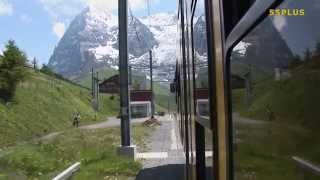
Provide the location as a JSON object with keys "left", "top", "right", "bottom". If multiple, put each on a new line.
{"left": 193, "top": 1, "right": 213, "bottom": 179}
{"left": 194, "top": 0, "right": 209, "bottom": 121}
{"left": 231, "top": 0, "right": 320, "bottom": 179}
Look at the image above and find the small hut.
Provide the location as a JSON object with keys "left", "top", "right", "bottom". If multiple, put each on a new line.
{"left": 130, "top": 90, "right": 152, "bottom": 118}
{"left": 99, "top": 75, "right": 120, "bottom": 94}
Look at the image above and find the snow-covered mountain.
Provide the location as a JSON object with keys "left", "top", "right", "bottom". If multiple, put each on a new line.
{"left": 48, "top": 7, "right": 177, "bottom": 80}
{"left": 131, "top": 13, "right": 178, "bottom": 81}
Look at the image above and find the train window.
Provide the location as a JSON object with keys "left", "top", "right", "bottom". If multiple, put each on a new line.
{"left": 230, "top": 0, "right": 320, "bottom": 179}
{"left": 193, "top": 0, "right": 213, "bottom": 179}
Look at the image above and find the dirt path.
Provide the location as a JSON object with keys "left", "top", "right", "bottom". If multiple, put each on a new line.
{"left": 37, "top": 116, "right": 150, "bottom": 141}
{"left": 233, "top": 113, "right": 267, "bottom": 125}
{"left": 80, "top": 116, "right": 149, "bottom": 130}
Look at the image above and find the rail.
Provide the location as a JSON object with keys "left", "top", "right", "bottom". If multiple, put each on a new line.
{"left": 292, "top": 156, "right": 320, "bottom": 177}
{"left": 52, "top": 162, "right": 81, "bottom": 180}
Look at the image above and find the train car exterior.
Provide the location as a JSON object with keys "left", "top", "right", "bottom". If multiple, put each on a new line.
{"left": 174, "top": 0, "right": 320, "bottom": 180}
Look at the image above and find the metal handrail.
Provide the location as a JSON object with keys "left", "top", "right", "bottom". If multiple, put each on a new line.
{"left": 292, "top": 156, "right": 320, "bottom": 176}
{"left": 52, "top": 162, "right": 81, "bottom": 180}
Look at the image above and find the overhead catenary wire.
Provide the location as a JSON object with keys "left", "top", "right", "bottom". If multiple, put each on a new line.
{"left": 128, "top": 3, "right": 144, "bottom": 50}
{"left": 146, "top": 0, "right": 152, "bottom": 29}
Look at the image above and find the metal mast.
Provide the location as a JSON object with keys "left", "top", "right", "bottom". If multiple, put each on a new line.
{"left": 149, "top": 50, "right": 155, "bottom": 118}
{"left": 119, "top": 0, "right": 131, "bottom": 147}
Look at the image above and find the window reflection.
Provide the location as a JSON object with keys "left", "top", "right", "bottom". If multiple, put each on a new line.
{"left": 193, "top": 1, "right": 213, "bottom": 179}
{"left": 231, "top": 0, "right": 320, "bottom": 179}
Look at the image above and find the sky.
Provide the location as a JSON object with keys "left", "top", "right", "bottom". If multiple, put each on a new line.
{"left": 0, "top": 0, "right": 177, "bottom": 65}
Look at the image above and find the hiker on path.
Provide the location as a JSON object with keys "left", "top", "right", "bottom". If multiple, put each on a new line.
{"left": 73, "top": 112, "right": 81, "bottom": 128}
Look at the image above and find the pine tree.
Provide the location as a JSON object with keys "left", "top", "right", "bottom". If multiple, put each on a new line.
{"left": 0, "top": 40, "right": 28, "bottom": 102}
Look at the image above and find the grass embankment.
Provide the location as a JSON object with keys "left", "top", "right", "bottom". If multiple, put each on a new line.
{"left": 0, "top": 125, "right": 152, "bottom": 180}
{"left": 0, "top": 70, "right": 119, "bottom": 147}
{"left": 233, "top": 58, "right": 320, "bottom": 180}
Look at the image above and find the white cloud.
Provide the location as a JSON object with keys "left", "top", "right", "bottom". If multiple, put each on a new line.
{"left": 129, "top": 0, "right": 144, "bottom": 9}
{"left": 129, "top": 0, "right": 160, "bottom": 10}
{"left": 20, "top": 14, "right": 33, "bottom": 24}
{"left": 0, "top": 0, "right": 13, "bottom": 16}
{"left": 87, "top": 0, "right": 117, "bottom": 11}
{"left": 86, "top": 0, "right": 160, "bottom": 13}
{"left": 52, "top": 22, "right": 66, "bottom": 38}
{"left": 273, "top": 16, "right": 287, "bottom": 31}
{"left": 39, "top": 0, "right": 87, "bottom": 20}
{"left": 39, "top": 0, "right": 160, "bottom": 20}
{"left": 41, "top": 0, "right": 160, "bottom": 39}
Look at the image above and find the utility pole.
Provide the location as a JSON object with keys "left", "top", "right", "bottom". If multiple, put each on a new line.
{"left": 91, "top": 68, "right": 100, "bottom": 111}
{"left": 129, "top": 66, "right": 132, "bottom": 87}
{"left": 149, "top": 50, "right": 155, "bottom": 119}
{"left": 96, "top": 72, "right": 99, "bottom": 111}
{"left": 118, "top": 0, "right": 135, "bottom": 159}
{"left": 32, "top": 57, "right": 37, "bottom": 70}
{"left": 167, "top": 98, "right": 170, "bottom": 114}
{"left": 91, "top": 68, "right": 94, "bottom": 98}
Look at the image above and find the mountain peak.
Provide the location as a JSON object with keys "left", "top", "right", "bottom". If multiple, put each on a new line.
{"left": 48, "top": 7, "right": 158, "bottom": 77}
{"left": 48, "top": 9, "right": 178, "bottom": 80}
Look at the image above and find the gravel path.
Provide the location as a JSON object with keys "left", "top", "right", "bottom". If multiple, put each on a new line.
{"left": 135, "top": 115, "right": 185, "bottom": 180}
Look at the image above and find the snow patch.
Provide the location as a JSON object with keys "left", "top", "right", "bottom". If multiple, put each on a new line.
{"left": 234, "top": 41, "right": 251, "bottom": 55}
{"left": 89, "top": 43, "right": 119, "bottom": 60}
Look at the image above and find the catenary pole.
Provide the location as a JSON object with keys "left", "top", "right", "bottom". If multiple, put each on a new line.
{"left": 119, "top": 0, "right": 131, "bottom": 146}
{"left": 96, "top": 72, "right": 99, "bottom": 111}
{"left": 91, "top": 68, "right": 94, "bottom": 98}
{"left": 149, "top": 50, "right": 155, "bottom": 118}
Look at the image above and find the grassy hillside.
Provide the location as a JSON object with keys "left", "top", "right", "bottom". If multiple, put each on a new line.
{"left": 232, "top": 57, "right": 320, "bottom": 180}
{"left": 0, "top": 125, "right": 151, "bottom": 180}
{"left": 234, "top": 58, "right": 320, "bottom": 128}
{"left": 0, "top": 70, "right": 119, "bottom": 147}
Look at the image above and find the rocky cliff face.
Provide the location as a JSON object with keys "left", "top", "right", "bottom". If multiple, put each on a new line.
{"left": 48, "top": 7, "right": 158, "bottom": 78}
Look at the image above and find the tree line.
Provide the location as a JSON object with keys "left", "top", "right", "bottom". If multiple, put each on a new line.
{"left": 289, "top": 42, "right": 320, "bottom": 69}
